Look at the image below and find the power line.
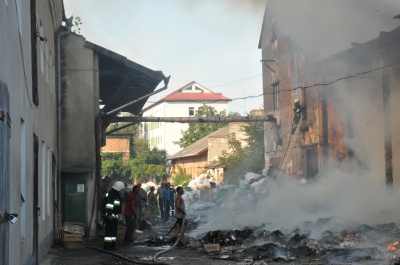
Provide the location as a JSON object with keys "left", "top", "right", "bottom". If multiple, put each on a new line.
{"left": 209, "top": 74, "right": 262, "bottom": 89}
{"left": 168, "top": 61, "right": 400, "bottom": 105}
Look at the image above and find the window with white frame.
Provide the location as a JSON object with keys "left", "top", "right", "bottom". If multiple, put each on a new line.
{"left": 189, "top": 107, "right": 195, "bottom": 116}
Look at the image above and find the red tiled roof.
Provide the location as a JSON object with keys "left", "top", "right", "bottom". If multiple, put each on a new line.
{"left": 142, "top": 81, "right": 231, "bottom": 112}
{"left": 163, "top": 92, "right": 230, "bottom": 101}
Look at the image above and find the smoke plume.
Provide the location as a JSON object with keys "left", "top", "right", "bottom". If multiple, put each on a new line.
{"left": 192, "top": 163, "right": 400, "bottom": 239}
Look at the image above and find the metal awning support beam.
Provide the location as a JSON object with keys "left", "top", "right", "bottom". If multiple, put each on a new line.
{"left": 102, "top": 75, "right": 170, "bottom": 118}
{"left": 106, "top": 122, "right": 138, "bottom": 135}
{"left": 110, "top": 115, "right": 276, "bottom": 123}
{"left": 102, "top": 73, "right": 137, "bottom": 113}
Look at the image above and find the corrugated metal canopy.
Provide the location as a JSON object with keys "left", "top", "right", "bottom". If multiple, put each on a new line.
{"left": 85, "top": 41, "right": 165, "bottom": 120}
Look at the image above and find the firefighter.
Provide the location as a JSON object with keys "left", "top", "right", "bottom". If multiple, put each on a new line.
{"left": 103, "top": 180, "right": 125, "bottom": 251}
{"left": 292, "top": 98, "right": 306, "bottom": 134}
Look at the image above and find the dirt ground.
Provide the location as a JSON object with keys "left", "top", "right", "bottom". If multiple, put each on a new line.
{"left": 40, "top": 242, "right": 325, "bottom": 265}
{"left": 40, "top": 239, "right": 255, "bottom": 265}
{"left": 40, "top": 219, "right": 249, "bottom": 265}
{"left": 40, "top": 219, "right": 391, "bottom": 265}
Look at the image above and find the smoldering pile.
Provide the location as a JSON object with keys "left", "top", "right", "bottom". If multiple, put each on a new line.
{"left": 178, "top": 220, "right": 400, "bottom": 264}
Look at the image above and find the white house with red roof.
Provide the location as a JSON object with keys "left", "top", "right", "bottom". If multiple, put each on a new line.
{"left": 141, "top": 81, "right": 231, "bottom": 157}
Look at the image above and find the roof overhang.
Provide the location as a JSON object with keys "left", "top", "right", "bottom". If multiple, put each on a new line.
{"left": 84, "top": 41, "right": 166, "bottom": 125}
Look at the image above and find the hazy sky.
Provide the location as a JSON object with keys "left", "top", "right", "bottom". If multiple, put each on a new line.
{"left": 63, "top": 1, "right": 399, "bottom": 115}
{"left": 63, "top": 0, "right": 267, "bottom": 115}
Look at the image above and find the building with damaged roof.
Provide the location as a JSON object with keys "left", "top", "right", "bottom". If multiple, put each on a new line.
{"left": 259, "top": 3, "right": 400, "bottom": 186}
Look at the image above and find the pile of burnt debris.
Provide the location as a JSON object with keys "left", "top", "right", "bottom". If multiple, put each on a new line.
{"left": 144, "top": 219, "right": 400, "bottom": 264}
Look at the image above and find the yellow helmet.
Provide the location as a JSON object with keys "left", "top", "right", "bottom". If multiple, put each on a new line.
{"left": 294, "top": 98, "right": 300, "bottom": 104}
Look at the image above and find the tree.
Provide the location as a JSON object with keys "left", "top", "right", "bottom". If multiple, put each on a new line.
{"left": 219, "top": 121, "right": 265, "bottom": 185}
{"left": 101, "top": 137, "right": 166, "bottom": 184}
{"left": 218, "top": 133, "right": 246, "bottom": 185}
{"left": 71, "top": 16, "right": 82, "bottom": 34}
{"left": 170, "top": 166, "right": 192, "bottom": 187}
{"left": 101, "top": 152, "right": 128, "bottom": 181}
{"left": 241, "top": 121, "right": 265, "bottom": 174}
{"left": 174, "top": 104, "right": 239, "bottom": 148}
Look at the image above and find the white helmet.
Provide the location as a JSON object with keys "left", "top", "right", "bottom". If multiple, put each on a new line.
{"left": 112, "top": 181, "right": 125, "bottom": 191}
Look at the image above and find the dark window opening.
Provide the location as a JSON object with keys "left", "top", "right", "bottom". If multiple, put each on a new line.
{"left": 273, "top": 82, "right": 279, "bottom": 110}
{"left": 31, "top": 0, "right": 39, "bottom": 106}
{"left": 189, "top": 107, "right": 195, "bottom": 116}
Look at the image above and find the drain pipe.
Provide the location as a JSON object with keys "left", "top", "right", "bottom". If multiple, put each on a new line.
{"left": 56, "top": 23, "right": 71, "bottom": 239}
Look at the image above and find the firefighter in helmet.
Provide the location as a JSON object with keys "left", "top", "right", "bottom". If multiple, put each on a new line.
{"left": 292, "top": 98, "right": 306, "bottom": 134}
{"left": 102, "top": 180, "right": 125, "bottom": 250}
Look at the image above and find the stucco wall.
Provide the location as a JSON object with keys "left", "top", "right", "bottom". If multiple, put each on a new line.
{"left": 61, "top": 33, "right": 99, "bottom": 237}
{"left": 0, "top": 0, "right": 62, "bottom": 264}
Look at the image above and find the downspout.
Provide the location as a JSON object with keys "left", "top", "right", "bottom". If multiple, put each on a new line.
{"left": 56, "top": 25, "right": 71, "bottom": 239}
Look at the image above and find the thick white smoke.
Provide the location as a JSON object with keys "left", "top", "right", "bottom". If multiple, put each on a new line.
{"left": 193, "top": 164, "right": 400, "bottom": 239}
{"left": 266, "top": 0, "right": 400, "bottom": 61}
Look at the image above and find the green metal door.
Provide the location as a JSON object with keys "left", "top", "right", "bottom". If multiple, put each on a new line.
{"left": 62, "top": 177, "right": 87, "bottom": 225}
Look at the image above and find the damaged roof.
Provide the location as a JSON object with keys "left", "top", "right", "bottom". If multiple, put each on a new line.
{"left": 84, "top": 41, "right": 165, "bottom": 121}
{"left": 167, "top": 126, "right": 230, "bottom": 160}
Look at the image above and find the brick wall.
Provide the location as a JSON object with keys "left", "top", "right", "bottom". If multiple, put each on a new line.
{"left": 102, "top": 137, "right": 130, "bottom": 160}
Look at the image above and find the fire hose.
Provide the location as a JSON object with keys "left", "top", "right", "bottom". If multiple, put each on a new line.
{"left": 86, "top": 246, "right": 170, "bottom": 265}
{"left": 153, "top": 215, "right": 186, "bottom": 261}
{"left": 274, "top": 116, "right": 298, "bottom": 179}
{"left": 88, "top": 214, "right": 186, "bottom": 264}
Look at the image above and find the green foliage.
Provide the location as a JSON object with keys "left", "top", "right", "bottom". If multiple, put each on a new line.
{"left": 124, "top": 158, "right": 165, "bottom": 183}
{"left": 170, "top": 166, "right": 192, "bottom": 187}
{"left": 71, "top": 16, "right": 82, "bottom": 34}
{"left": 101, "top": 152, "right": 128, "bottom": 180}
{"left": 241, "top": 121, "right": 265, "bottom": 174}
{"left": 101, "top": 137, "right": 166, "bottom": 183}
{"left": 132, "top": 138, "right": 151, "bottom": 160}
{"left": 218, "top": 134, "right": 246, "bottom": 185}
{"left": 174, "top": 104, "right": 238, "bottom": 148}
{"left": 218, "top": 120, "right": 265, "bottom": 185}
{"left": 126, "top": 138, "right": 167, "bottom": 182}
{"left": 145, "top": 146, "right": 166, "bottom": 165}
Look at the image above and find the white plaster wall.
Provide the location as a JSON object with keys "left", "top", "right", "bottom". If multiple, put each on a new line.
{"left": 144, "top": 101, "right": 228, "bottom": 157}
{"left": 0, "top": 0, "right": 61, "bottom": 264}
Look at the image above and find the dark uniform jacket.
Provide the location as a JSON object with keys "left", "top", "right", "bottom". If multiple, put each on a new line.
{"left": 102, "top": 189, "right": 122, "bottom": 220}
